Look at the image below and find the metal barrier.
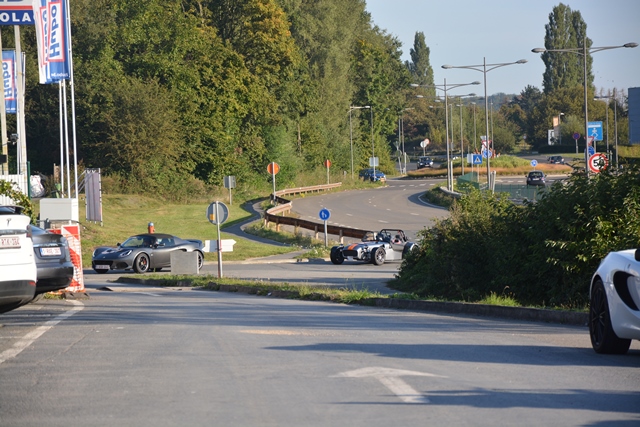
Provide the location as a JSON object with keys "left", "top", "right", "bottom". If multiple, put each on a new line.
{"left": 264, "top": 183, "right": 371, "bottom": 243}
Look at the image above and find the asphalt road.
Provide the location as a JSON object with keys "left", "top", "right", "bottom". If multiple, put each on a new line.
{"left": 1, "top": 288, "right": 638, "bottom": 426}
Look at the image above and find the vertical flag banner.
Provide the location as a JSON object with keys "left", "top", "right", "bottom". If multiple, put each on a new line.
{"left": 33, "top": 0, "right": 70, "bottom": 84}
{"left": 2, "top": 51, "right": 17, "bottom": 114}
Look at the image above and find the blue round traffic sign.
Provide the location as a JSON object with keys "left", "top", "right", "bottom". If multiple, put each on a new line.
{"left": 573, "top": 132, "right": 580, "bottom": 140}
{"left": 319, "top": 208, "right": 331, "bottom": 221}
{"left": 531, "top": 159, "right": 538, "bottom": 167}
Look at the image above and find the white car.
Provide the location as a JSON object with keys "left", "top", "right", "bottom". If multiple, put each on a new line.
{"left": 0, "top": 205, "right": 37, "bottom": 313}
{"left": 589, "top": 248, "right": 640, "bottom": 354}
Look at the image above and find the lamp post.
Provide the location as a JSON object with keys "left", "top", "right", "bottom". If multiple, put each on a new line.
{"left": 532, "top": 38, "right": 636, "bottom": 176}
{"left": 594, "top": 95, "right": 618, "bottom": 166}
{"left": 442, "top": 59, "right": 527, "bottom": 190}
{"left": 348, "top": 105, "right": 371, "bottom": 179}
{"left": 413, "top": 79, "right": 480, "bottom": 191}
{"left": 399, "top": 108, "right": 414, "bottom": 174}
{"left": 558, "top": 112, "right": 564, "bottom": 145}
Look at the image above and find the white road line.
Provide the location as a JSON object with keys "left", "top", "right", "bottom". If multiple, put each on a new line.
{"left": 0, "top": 300, "right": 84, "bottom": 364}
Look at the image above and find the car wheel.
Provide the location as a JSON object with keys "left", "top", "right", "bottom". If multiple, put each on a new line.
{"left": 94, "top": 268, "right": 108, "bottom": 274}
{"left": 589, "top": 279, "right": 631, "bottom": 354}
{"left": 133, "top": 253, "right": 151, "bottom": 274}
{"left": 196, "top": 251, "right": 204, "bottom": 269}
{"left": 371, "top": 247, "right": 385, "bottom": 265}
{"left": 330, "top": 247, "right": 344, "bottom": 265}
{"left": 402, "top": 242, "right": 417, "bottom": 258}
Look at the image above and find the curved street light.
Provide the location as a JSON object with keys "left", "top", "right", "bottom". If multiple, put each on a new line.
{"left": 532, "top": 38, "right": 637, "bottom": 176}
{"left": 348, "top": 105, "right": 371, "bottom": 180}
{"left": 412, "top": 80, "right": 480, "bottom": 191}
{"left": 442, "top": 59, "right": 527, "bottom": 191}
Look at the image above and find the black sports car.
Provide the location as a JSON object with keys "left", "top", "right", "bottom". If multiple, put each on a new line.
{"left": 92, "top": 233, "right": 204, "bottom": 274}
{"left": 330, "top": 229, "right": 417, "bottom": 266}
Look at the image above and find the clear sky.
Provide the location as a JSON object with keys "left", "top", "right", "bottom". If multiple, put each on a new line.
{"left": 365, "top": 0, "right": 640, "bottom": 96}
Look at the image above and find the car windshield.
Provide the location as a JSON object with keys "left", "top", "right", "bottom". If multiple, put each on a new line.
{"left": 121, "top": 236, "right": 154, "bottom": 248}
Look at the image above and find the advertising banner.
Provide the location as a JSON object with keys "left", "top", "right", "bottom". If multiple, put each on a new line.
{"left": 0, "top": 0, "right": 34, "bottom": 25}
{"left": 2, "top": 50, "right": 17, "bottom": 113}
{"left": 32, "top": 0, "right": 70, "bottom": 83}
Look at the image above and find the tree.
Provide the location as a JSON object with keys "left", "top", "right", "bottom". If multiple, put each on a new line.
{"left": 540, "top": 3, "right": 592, "bottom": 94}
{"left": 406, "top": 32, "right": 434, "bottom": 91}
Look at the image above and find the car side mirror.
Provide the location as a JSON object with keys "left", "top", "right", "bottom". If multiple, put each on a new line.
{"left": 635, "top": 249, "right": 640, "bottom": 262}
{"left": 117, "top": 242, "right": 121, "bottom": 247}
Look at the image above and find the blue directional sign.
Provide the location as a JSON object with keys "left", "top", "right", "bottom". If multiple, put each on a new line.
{"left": 531, "top": 159, "right": 538, "bottom": 168}
{"left": 319, "top": 208, "right": 331, "bottom": 221}
{"left": 588, "top": 146, "right": 595, "bottom": 156}
{"left": 472, "top": 154, "right": 483, "bottom": 165}
{"left": 588, "top": 121, "right": 603, "bottom": 141}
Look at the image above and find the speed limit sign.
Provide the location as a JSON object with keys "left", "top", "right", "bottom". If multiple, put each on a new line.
{"left": 588, "top": 153, "right": 608, "bottom": 173}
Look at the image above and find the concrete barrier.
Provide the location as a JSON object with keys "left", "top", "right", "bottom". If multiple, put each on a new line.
{"left": 170, "top": 251, "right": 200, "bottom": 275}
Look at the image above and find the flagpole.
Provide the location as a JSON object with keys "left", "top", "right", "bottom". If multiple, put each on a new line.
{"left": 64, "top": 0, "right": 79, "bottom": 199}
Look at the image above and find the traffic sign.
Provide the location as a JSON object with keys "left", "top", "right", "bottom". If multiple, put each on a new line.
{"left": 319, "top": 208, "right": 331, "bottom": 221}
{"left": 267, "top": 162, "right": 280, "bottom": 175}
{"left": 207, "top": 201, "right": 229, "bottom": 225}
{"left": 324, "top": 159, "right": 331, "bottom": 168}
{"left": 587, "top": 145, "right": 595, "bottom": 156}
{"left": 588, "top": 121, "right": 603, "bottom": 141}
{"left": 472, "top": 154, "right": 482, "bottom": 165}
{"left": 588, "top": 153, "right": 608, "bottom": 173}
{"left": 420, "top": 138, "right": 430, "bottom": 148}
{"left": 531, "top": 159, "right": 538, "bottom": 168}
{"left": 573, "top": 132, "right": 580, "bottom": 140}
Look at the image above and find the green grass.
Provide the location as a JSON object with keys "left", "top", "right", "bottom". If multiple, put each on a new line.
{"left": 77, "top": 194, "right": 296, "bottom": 267}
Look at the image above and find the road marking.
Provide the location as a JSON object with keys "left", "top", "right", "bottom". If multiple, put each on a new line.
{"left": 333, "top": 367, "right": 446, "bottom": 404}
{"left": 0, "top": 300, "right": 84, "bottom": 364}
{"left": 410, "top": 213, "right": 420, "bottom": 216}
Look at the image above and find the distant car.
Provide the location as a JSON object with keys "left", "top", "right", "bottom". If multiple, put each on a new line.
{"left": 330, "top": 229, "right": 417, "bottom": 266}
{"left": 0, "top": 205, "right": 36, "bottom": 313}
{"left": 417, "top": 156, "right": 433, "bottom": 169}
{"left": 359, "top": 168, "right": 386, "bottom": 182}
{"left": 548, "top": 155, "right": 565, "bottom": 164}
{"left": 92, "top": 233, "right": 204, "bottom": 274}
{"left": 589, "top": 248, "right": 640, "bottom": 354}
{"left": 31, "top": 225, "right": 74, "bottom": 299}
{"left": 526, "top": 171, "right": 546, "bottom": 187}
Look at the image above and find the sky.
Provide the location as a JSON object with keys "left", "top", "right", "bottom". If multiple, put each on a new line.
{"left": 365, "top": 0, "right": 640, "bottom": 97}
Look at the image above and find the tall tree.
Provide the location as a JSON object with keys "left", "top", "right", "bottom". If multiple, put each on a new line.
{"left": 540, "top": 3, "right": 592, "bottom": 94}
{"left": 405, "top": 32, "right": 434, "bottom": 91}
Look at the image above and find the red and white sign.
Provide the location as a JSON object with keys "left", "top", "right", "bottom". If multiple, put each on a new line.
{"left": 50, "top": 224, "right": 84, "bottom": 292}
{"left": 267, "top": 162, "right": 280, "bottom": 175}
{"left": 588, "top": 153, "right": 608, "bottom": 173}
{"left": 324, "top": 159, "right": 331, "bottom": 168}
{"left": 420, "top": 138, "right": 430, "bottom": 148}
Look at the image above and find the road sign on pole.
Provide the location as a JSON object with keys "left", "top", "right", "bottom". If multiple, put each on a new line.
{"left": 588, "top": 153, "right": 608, "bottom": 173}
{"left": 207, "top": 201, "right": 229, "bottom": 278}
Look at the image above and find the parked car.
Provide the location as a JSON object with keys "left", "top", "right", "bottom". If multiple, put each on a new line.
{"left": 31, "top": 225, "right": 74, "bottom": 299}
{"left": 0, "top": 205, "right": 36, "bottom": 313}
{"left": 589, "top": 248, "right": 640, "bottom": 354}
{"left": 92, "top": 233, "right": 205, "bottom": 274}
{"left": 417, "top": 156, "right": 433, "bottom": 169}
{"left": 330, "top": 229, "right": 417, "bottom": 266}
{"left": 526, "top": 171, "right": 546, "bottom": 187}
{"left": 548, "top": 155, "right": 565, "bottom": 164}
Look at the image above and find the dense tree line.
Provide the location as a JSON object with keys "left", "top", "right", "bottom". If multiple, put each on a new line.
{"left": 3, "top": 1, "right": 631, "bottom": 198}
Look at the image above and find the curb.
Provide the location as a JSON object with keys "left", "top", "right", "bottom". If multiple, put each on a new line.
{"left": 114, "top": 277, "right": 588, "bottom": 327}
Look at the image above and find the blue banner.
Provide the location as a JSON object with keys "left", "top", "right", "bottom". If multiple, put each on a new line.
{"left": 2, "top": 50, "right": 17, "bottom": 114}
{"left": 0, "top": 1, "right": 35, "bottom": 25}
{"left": 33, "top": 0, "right": 70, "bottom": 83}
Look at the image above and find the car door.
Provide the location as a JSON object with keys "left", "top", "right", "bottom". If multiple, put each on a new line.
{"left": 151, "top": 236, "right": 176, "bottom": 267}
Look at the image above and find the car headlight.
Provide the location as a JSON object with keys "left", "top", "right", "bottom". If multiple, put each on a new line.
{"left": 119, "top": 250, "right": 132, "bottom": 257}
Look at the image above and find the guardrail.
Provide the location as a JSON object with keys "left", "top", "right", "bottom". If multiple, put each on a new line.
{"left": 264, "top": 183, "right": 371, "bottom": 243}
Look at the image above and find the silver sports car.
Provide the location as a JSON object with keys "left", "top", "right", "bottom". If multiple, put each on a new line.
{"left": 589, "top": 248, "right": 640, "bottom": 354}
{"left": 330, "top": 229, "right": 417, "bottom": 266}
{"left": 92, "top": 233, "right": 204, "bottom": 274}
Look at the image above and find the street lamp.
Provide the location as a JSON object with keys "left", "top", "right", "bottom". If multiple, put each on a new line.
{"left": 348, "top": 105, "right": 370, "bottom": 179}
{"left": 398, "top": 108, "right": 414, "bottom": 174}
{"left": 442, "top": 58, "right": 527, "bottom": 190}
{"left": 532, "top": 38, "right": 636, "bottom": 176}
{"left": 594, "top": 95, "right": 618, "bottom": 167}
{"left": 413, "top": 79, "right": 480, "bottom": 191}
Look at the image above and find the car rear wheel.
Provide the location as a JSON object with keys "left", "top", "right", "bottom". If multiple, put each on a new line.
{"left": 589, "top": 279, "right": 631, "bottom": 354}
{"left": 371, "top": 247, "right": 385, "bottom": 265}
{"left": 330, "top": 247, "right": 344, "bottom": 265}
{"left": 133, "top": 253, "right": 151, "bottom": 274}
